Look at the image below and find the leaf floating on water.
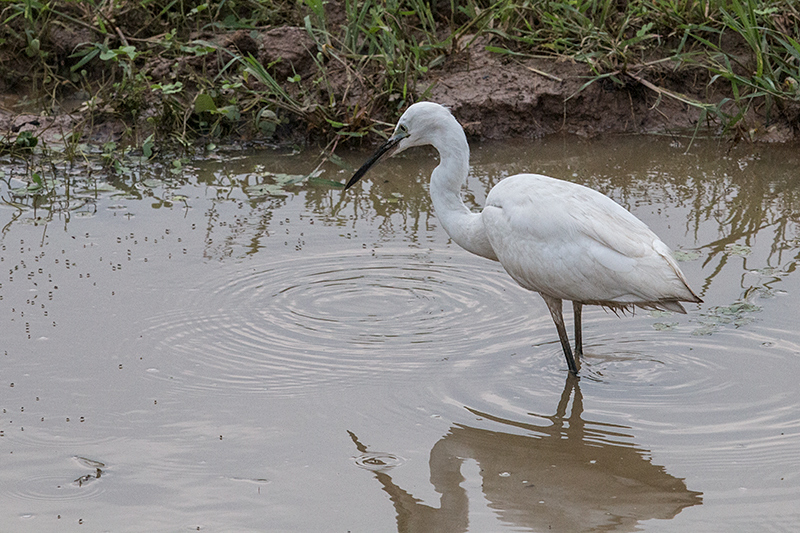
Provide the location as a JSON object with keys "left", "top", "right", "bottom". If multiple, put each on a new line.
{"left": 751, "top": 266, "right": 784, "bottom": 277}
{"left": 692, "top": 299, "right": 761, "bottom": 335}
{"left": 9, "top": 176, "right": 58, "bottom": 196}
{"left": 246, "top": 169, "right": 327, "bottom": 196}
{"left": 691, "top": 324, "right": 715, "bottom": 336}
{"left": 308, "top": 176, "right": 344, "bottom": 188}
{"left": 10, "top": 186, "right": 34, "bottom": 196}
{"left": 652, "top": 322, "right": 679, "bottom": 331}
{"left": 271, "top": 172, "right": 307, "bottom": 186}
{"left": 754, "top": 287, "right": 783, "bottom": 299}
{"left": 725, "top": 243, "right": 752, "bottom": 256}
{"left": 673, "top": 250, "right": 701, "bottom": 261}
{"left": 716, "top": 301, "right": 761, "bottom": 315}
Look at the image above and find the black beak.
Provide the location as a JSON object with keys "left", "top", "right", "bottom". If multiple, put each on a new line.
{"left": 345, "top": 134, "right": 405, "bottom": 190}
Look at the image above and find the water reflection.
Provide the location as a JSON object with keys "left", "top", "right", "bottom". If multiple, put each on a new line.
{"left": 3, "top": 137, "right": 798, "bottom": 531}
{"left": 192, "top": 138, "right": 800, "bottom": 297}
{"left": 5, "top": 138, "right": 798, "bottom": 290}
{"left": 469, "top": 138, "right": 800, "bottom": 291}
{"left": 352, "top": 375, "right": 701, "bottom": 532}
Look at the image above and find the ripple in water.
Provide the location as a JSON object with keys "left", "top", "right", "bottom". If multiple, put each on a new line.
{"left": 4, "top": 475, "right": 103, "bottom": 502}
{"left": 440, "top": 321, "right": 800, "bottom": 493}
{"left": 4, "top": 457, "right": 106, "bottom": 503}
{"left": 4, "top": 426, "right": 122, "bottom": 451}
{"left": 352, "top": 452, "right": 407, "bottom": 472}
{"left": 139, "top": 248, "right": 532, "bottom": 395}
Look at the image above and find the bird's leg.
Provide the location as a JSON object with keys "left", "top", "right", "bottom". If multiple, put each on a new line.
{"left": 573, "top": 301, "right": 583, "bottom": 358}
{"left": 542, "top": 295, "right": 579, "bottom": 374}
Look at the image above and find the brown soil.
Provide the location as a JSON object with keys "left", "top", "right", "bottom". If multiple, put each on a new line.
{"left": 1, "top": 25, "right": 797, "bottom": 148}
{"left": 248, "top": 28, "right": 797, "bottom": 143}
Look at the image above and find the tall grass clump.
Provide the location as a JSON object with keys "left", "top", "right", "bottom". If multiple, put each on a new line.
{"left": 682, "top": 0, "right": 800, "bottom": 133}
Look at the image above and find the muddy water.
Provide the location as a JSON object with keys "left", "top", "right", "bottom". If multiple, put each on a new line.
{"left": 1, "top": 135, "right": 799, "bottom": 532}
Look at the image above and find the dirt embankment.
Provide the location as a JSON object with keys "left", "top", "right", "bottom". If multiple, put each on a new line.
{"left": 278, "top": 28, "right": 795, "bottom": 143}
{"left": 1, "top": 22, "right": 797, "bottom": 147}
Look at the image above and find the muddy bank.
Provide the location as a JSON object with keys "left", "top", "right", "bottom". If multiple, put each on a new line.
{"left": 1, "top": 25, "right": 797, "bottom": 148}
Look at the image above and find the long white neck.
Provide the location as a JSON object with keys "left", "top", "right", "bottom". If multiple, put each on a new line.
{"left": 428, "top": 123, "right": 498, "bottom": 261}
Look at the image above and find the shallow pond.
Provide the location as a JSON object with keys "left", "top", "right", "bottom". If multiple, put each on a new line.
{"left": 1, "top": 134, "right": 799, "bottom": 532}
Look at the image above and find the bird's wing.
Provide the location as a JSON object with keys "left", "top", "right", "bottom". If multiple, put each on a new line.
{"left": 482, "top": 174, "right": 697, "bottom": 305}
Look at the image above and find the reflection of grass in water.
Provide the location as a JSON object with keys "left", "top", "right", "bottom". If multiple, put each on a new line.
{"left": 242, "top": 169, "right": 339, "bottom": 198}
{"left": 1, "top": 142, "right": 352, "bottom": 236}
{"left": 692, "top": 300, "right": 762, "bottom": 336}
{"left": 0, "top": 147, "right": 191, "bottom": 231}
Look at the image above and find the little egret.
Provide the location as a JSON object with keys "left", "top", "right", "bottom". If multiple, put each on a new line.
{"left": 345, "top": 102, "right": 702, "bottom": 374}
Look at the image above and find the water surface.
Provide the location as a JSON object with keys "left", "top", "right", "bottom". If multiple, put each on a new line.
{"left": 1, "top": 135, "right": 799, "bottom": 532}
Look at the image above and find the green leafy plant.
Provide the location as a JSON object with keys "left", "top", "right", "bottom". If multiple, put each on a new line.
{"left": 0, "top": 0, "right": 798, "bottom": 147}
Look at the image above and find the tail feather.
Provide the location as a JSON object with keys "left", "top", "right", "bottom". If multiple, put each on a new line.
{"left": 651, "top": 300, "right": 688, "bottom": 314}
{"left": 592, "top": 296, "right": 700, "bottom": 315}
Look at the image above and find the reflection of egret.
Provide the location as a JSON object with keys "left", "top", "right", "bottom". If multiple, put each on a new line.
{"left": 347, "top": 102, "right": 701, "bottom": 373}
{"left": 349, "top": 375, "right": 702, "bottom": 533}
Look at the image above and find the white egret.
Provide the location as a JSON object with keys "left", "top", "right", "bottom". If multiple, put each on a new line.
{"left": 345, "top": 102, "right": 702, "bottom": 374}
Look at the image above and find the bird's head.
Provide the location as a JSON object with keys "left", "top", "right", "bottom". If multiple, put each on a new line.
{"left": 345, "top": 102, "right": 455, "bottom": 190}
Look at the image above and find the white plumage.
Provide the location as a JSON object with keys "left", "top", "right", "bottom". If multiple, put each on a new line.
{"left": 346, "top": 102, "right": 701, "bottom": 374}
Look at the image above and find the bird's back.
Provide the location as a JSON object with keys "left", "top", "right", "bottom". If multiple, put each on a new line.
{"left": 481, "top": 174, "right": 700, "bottom": 310}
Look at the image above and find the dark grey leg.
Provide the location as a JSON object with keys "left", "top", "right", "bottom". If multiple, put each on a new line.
{"left": 573, "top": 301, "right": 583, "bottom": 358}
{"left": 543, "top": 295, "right": 579, "bottom": 374}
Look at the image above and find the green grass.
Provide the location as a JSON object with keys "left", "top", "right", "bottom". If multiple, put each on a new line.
{"left": 0, "top": 0, "right": 798, "bottom": 146}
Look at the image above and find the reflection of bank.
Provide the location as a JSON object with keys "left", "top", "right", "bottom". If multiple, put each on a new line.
{"left": 350, "top": 375, "right": 702, "bottom": 533}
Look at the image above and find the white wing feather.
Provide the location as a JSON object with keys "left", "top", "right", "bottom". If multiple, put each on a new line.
{"left": 482, "top": 174, "right": 698, "bottom": 308}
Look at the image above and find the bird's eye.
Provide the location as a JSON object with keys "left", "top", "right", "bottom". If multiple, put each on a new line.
{"left": 398, "top": 124, "right": 408, "bottom": 134}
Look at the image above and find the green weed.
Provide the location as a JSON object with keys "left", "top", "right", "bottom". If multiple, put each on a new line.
{"left": 0, "top": 0, "right": 798, "bottom": 145}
